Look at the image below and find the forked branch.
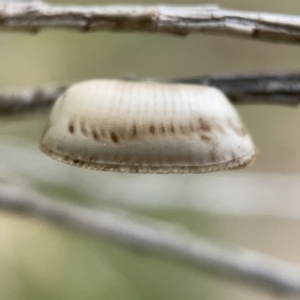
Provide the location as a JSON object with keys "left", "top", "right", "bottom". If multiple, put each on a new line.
{"left": 1, "top": 182, "right": 300, "bottom": 296}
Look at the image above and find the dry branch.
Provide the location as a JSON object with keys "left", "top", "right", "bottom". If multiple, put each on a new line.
{"left": 0, "top": 72, "right": 300, "bottom": 115}
{"left": 1, "top": 182, "right": 300, "bottom": 296}
{"left": 171, "top": 72, "right": 300, "bottom": 106}
{"left": 0, "top": 85, "right": 66, "bottom": 115}
{"left": 1, "top": 2, "right": 300, "bottom": 44}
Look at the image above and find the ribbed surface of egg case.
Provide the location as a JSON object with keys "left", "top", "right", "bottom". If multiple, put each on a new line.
{"left": 40, "top": 80, "right": 257, "bottom": 173}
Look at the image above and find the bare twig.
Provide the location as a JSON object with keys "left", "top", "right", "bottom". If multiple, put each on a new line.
{"left": 171, "top": 72, "right": 300, "bottom": 106}
{"left": 0, "top": 72, "right": 300, "bottom": 115}
{"left": 0, "top": 85, "right": 66, "bottom": 115}
{"left": 1, "top": 2, "right": 300, "bottom": 45}
{"left": 1, "top": 182, "right": 300, "bottom": 296}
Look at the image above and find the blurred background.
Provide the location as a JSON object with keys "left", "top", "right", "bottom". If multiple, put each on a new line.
{"left": 1, "top": 0, "right": 300, "bottom": 299}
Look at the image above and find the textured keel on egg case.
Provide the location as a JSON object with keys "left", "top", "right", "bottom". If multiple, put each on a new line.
{"left": 40, "top": 144, "right": 258, "bottom": 174}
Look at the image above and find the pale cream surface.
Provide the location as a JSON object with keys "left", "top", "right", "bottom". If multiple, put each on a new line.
{"left": 40, "top": 80, "right": 257, "bottom": 173}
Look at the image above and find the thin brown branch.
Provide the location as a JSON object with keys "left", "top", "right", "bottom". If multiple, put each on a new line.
{"left": 1, "top": 2, "right": 300, "bottom": 44}
{"left": 0, "top": 72, "right": 300, "bottom": 116}
{"left": 0, "top": 85, "right": 66, "bottom": 115}
{"left": 170, "top": 72, "right": 300, "bottom": 106}
{"left": 1, "top": 182, "right": 300, "bottom": 296}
